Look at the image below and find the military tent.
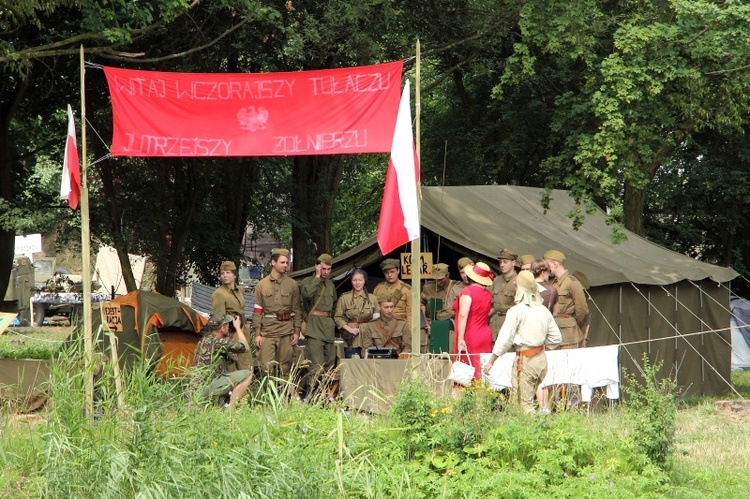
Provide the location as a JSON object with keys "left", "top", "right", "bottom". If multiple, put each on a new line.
{"left": 293, "top": 185, "right": 739, "bottom": 396}
{"left": 90, "top": 290, "right": 207, "bottom": 376}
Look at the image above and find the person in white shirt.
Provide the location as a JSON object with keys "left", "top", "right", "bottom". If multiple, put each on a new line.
{"left": 483, "top": 270, "right": 562, "bottom": 414}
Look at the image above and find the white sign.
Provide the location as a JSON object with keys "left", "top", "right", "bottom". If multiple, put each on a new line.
{"left": 15, "top": 234, "right": 42, "bottom": 257}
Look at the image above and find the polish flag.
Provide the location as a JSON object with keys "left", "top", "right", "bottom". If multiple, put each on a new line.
{"left": 60, "top": 104, "right": 81, "bottom": 210}
{"left": 377, "top": 80, "right": 420, "bottom": 255}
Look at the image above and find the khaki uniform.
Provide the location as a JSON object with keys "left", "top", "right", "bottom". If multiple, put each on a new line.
{"left": 334, "top": 291, "right": 378, "bottom": 349}
{"left": 252, "top": 274, "right": 302, "bottom": 376}
{"left": 490, "top": 270, "right": 517, "bottom": 341}
{"left": 444, "top": 281, "right": 467, "bottom": 319}
{"left": 551, "top": 271, "right": 589, "bottom": 348}
{"left": 211, "top": 283, "right": 253, "bottom": 370}
{"left": 373, "top": 280, "right": 412, "bottom": 325}
{"left": 299, "top": 275, "right": 337, "bottom": 391}
{"left": 421, "top": 280, "right": 460, "bottom": 321}
{"left": 361, "top": 316, "right": 411, "bottom": 354}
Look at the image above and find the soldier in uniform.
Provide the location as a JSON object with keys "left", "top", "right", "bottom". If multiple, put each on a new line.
{"left": 544, "top": 249, "right": 590, "bottom": 349}
{"left": 445, "top": 257, "right": 473, "bottom": 314}
{"left": 334, "top": 268, "right": 378, "bottom": 358}
{"left": 193, "top": 313, "right": 253, "bottom": 409}
{"left": 360, "top": 294, "right": 412, "bottom": 355}
{"left": 373, "top": 258, "right": 412, "bottom": 326}
{"left": 252, "top": 248, "right": 303, "bottom": 378}
{"left": 299, "top": 253, "right": 337, "bottom": 397}
{"left": 211, "top": 261, "right": 253, "bottom": 371}
{"left": 490, "top": 249, "right": 519, "bottom": 342}
{"left": 421, "top": 263, "right": 458, "bottom": 322}
{"left": 519, "top": 254, "right": 535, "bottom": 271}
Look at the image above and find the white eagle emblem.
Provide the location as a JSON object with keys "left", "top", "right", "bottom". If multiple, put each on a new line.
{"left": 237, "top": 106, "right": 269, "bottom": 131}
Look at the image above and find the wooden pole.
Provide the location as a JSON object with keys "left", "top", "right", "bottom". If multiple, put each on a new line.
{"left": 410, "top": 40, "right": 422, "bottom": 359}
{"left": 80, "top": 45, "right": 94, "bottom": 416}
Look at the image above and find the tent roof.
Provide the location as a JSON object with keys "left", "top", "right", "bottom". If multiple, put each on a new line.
{"left": 292, "top": 185, "right": 738, "bottom": 287}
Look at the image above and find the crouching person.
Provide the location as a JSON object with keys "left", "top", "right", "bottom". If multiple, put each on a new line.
{"left": 193, "top": 313, "right": 253, "bottom": 409}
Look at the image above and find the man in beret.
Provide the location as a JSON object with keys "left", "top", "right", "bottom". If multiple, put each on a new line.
{"left": 252, "top": 248, "right": 303, "bottom": 379}
{"left": 211, "top": 260, "right": 253, "bottom": 371}
{"left": 490, "top": 248, "right": 519, "bottom": 341}
{"left": 193, "top": 313, "right": 253, "bottom": 409}
{"left": 299, "top": 253, "right": 338, "bottom": 398}
{"left": 360, "top": 294, "right": 411, "bottom": 355}
{"left": 544, "top": 249, "right": 590, "bottom": 349}
{"left": 373, "top": 258, "right": 412, "bottom": 327}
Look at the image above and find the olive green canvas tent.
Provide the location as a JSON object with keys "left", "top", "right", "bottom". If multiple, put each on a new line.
{"left": 89, "top": 290, "right": 207, "bottom": 376}
{"left": 293, "top": 185, "right": 738, "bottom": 396}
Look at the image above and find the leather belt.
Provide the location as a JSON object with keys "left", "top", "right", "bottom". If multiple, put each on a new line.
{"left": 514, "top": 345, "right": 545, "bottom": 372}
{"left": 309, "top": 310, "right": 332, "bottom": 317}
{"left": 349, "top": 318, "right": 371, "bottom": 324}
{"left": 554, "top": 314, "right": 570, "bottom": 318}
{"left": 495, "top": 312, "right": 506, "bottom": 316}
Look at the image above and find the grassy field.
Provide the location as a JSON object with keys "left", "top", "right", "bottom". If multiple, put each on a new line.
{"left": 0, "top": 326, "right": 71, "bottom": 359}
{"left": 0, "top": 328, "right": 748, "bottom": 497}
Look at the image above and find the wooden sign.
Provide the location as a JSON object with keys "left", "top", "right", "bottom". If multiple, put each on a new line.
{"left": 400, "top": 252, "right": 434, "bottom": 279}
{"left": 101, "top": 302, "right": 124, "bottom": 332}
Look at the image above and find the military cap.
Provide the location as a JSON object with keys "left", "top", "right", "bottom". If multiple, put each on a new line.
{"left": 207, "top": 313, "right": 232, "bottom": 328}
{"left": 457, "top": 257, "right": 474, "bottom": 270}
{"left": 543, "top": 249, "right": 566, "bottom": 264}
{"left": 380, "top": 258, "right": 400, "bottom": 272}
{"left": 317, "top": 253, "right": 333, "bottom": 265}
{"left": 496, "top": 248, "right": 518, "bottom": 261}
{"left": 220, "top": 261, "right": 237, "bottom": 272}
{"left": 377, "top": 294, "right": 395, "bottom": 304}
{"left": 271, "top": 248, "right": 291, "bottom": 258}
{"left": 432, "top": 263, "right": 449, "bottom": 280}
{"left": 519, "top": 254, "right": 535, "bottom": 267}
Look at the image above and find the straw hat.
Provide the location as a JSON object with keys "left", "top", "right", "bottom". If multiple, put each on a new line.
{"left": 515, "top": 270, "right": 543, "bottom": 306}
{"left": 465, "top": 262, "right": 495, "bottom": 286}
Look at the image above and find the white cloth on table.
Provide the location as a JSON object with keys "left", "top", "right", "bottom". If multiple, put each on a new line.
{"left": 481, "top": 345, "right": 620, "bottom": 402}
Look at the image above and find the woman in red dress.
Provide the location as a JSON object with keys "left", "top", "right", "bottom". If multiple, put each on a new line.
{"left": 453, "top": 262, "right": 495, "bottom": 380}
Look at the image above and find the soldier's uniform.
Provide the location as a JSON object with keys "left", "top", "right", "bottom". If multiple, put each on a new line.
{"left": 490, "top": 250, "right": 519, "bottom": 342}
{"left": 545, "top": 250, "right": 590, "bottom": 349}
{"left": 252, "top": 249, "right": 303, "bottom": 377}
{"left": 211, "top": 260, "right": 253, "bottom": 371}
{"left": 373, "top": 259, "right": 412, "bottom": 325}
{"left": 420, "top": 263, "right": 458, "bottom": 321}
{"left": 299, "top": 253, "right": 338, "bottom": 393}
{"left": 334, "top": 290, "right": 378, "bottom": 354}
{"left": 360, "top": 310, "right": 412, "bottom": 354}
{"left": 193, "top": 314, "right": 251, "bottom": 402}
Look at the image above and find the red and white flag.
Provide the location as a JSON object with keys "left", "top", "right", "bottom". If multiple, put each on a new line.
{"left": 377, "top": 80, "right": 420, "bottom": 255}
{"left": 60, "top": 104, "right": 81, "bottom": 210}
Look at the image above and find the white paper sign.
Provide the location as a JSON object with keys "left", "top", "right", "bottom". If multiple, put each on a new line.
{"left": 15, "top": 234, "right": 42, "bottom": 258}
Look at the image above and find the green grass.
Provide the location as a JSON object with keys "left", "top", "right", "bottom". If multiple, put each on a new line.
{"left": 0, "top": 359, "right": 748, "bottom": 497}
{"left": 0, "top": 327, "right": 70, "bottom": 359}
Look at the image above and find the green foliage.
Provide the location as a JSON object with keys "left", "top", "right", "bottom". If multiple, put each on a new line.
{"left": 0, "top": 329, "right": 67, "bottom": 359}
{"left": 623, "top": 355, "right": 678, "bottom": 469}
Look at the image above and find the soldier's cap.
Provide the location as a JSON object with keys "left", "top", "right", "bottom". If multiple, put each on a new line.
{"left": 271, "top": 248, "right": 291, "bottom": 258}
{"left": 519, "top": 254, "right": 536, "bottom": 267}
{"left": 220, "top": 261, "right": 237, "bottom": 272}
{"left": 377, "top": 293, "right": 395, "bottom": 304}
{"left": 432, "top": 263, "right": 449, "bottom": 280}
{"left": 207, "top": 313, "right": 233, "bottom": 328}
{"left": 317, "top": 253, "right": 333, "bottom": 265}
{"left": 380, "top": 258, "right": 400, "bottom": 272}
{"left": 543, "top": 249, "right": 566, "bottom": 264}
{"left": 496, "top": 248, "right": 518, "bottom": 262}
{"left": 457, "top": 257, "right": 474, "bottom": 270}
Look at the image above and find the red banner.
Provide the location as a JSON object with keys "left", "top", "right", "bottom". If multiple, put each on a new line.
{"left": 104, "top": 61, "right": 403, "bottom": 157}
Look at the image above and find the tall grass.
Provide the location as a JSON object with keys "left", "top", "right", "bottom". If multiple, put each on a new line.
{"left": 1, "top": 354, "right": 749, "bottom": 497}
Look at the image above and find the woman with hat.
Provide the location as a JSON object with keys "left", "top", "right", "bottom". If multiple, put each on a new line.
{"left": 452, "top": 262, "right": 495, "bottom": 381}
{"left": 334, "top": 269, "right": 378, "bottom": 358}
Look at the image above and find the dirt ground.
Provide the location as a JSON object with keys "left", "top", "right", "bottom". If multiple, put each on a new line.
{"left": 713, "top": 399, "right": 750, "bottom": 419}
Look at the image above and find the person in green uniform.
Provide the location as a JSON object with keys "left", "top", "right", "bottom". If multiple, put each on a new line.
{"left": 490, "top": 249, "right": 519, "bottom": 341}
{"left": 211, "top": 260, "right": 253, "bottom": 371}
{"left": 334, "top": 268, "right": 378, "bottom": 358}
{"left": 360, "top": 294, "right": 411, "bottom": 355}
{"left": 299, "top": 253, "right": 338, "bottom": 398}
{"left": 193, "top": 313, "right": 253, "bottom": 409}
{"left": 445, "top": 256, "right": 473, "bottom": 316}
{"left": 252, "top": 248, "right": 303, "bottom": 379}
{"left": 543, "top": 249, "right": 590, "bottom": 349}
{"left": 373, "top": 259, "right": 412, "bottom": 326}
{"left": 421, "top": 263, "right": 458, "bottom": 322}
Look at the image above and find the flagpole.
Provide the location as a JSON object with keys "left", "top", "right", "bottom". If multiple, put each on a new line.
{"left": 410, "top": 39, "right": 422, "bottom": 359}
{"left": 80, "top": 45, "right": 94, "bottom": 416}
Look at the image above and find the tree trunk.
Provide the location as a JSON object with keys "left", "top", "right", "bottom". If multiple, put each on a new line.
{"left": 291, "top": 155, "right": 345, "bottom": 269}
{"left": 0, "top": 81, "right": 28, "bottom": 300}
{"left": 623, "top": 180, "right": 646, "bottom": 235}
